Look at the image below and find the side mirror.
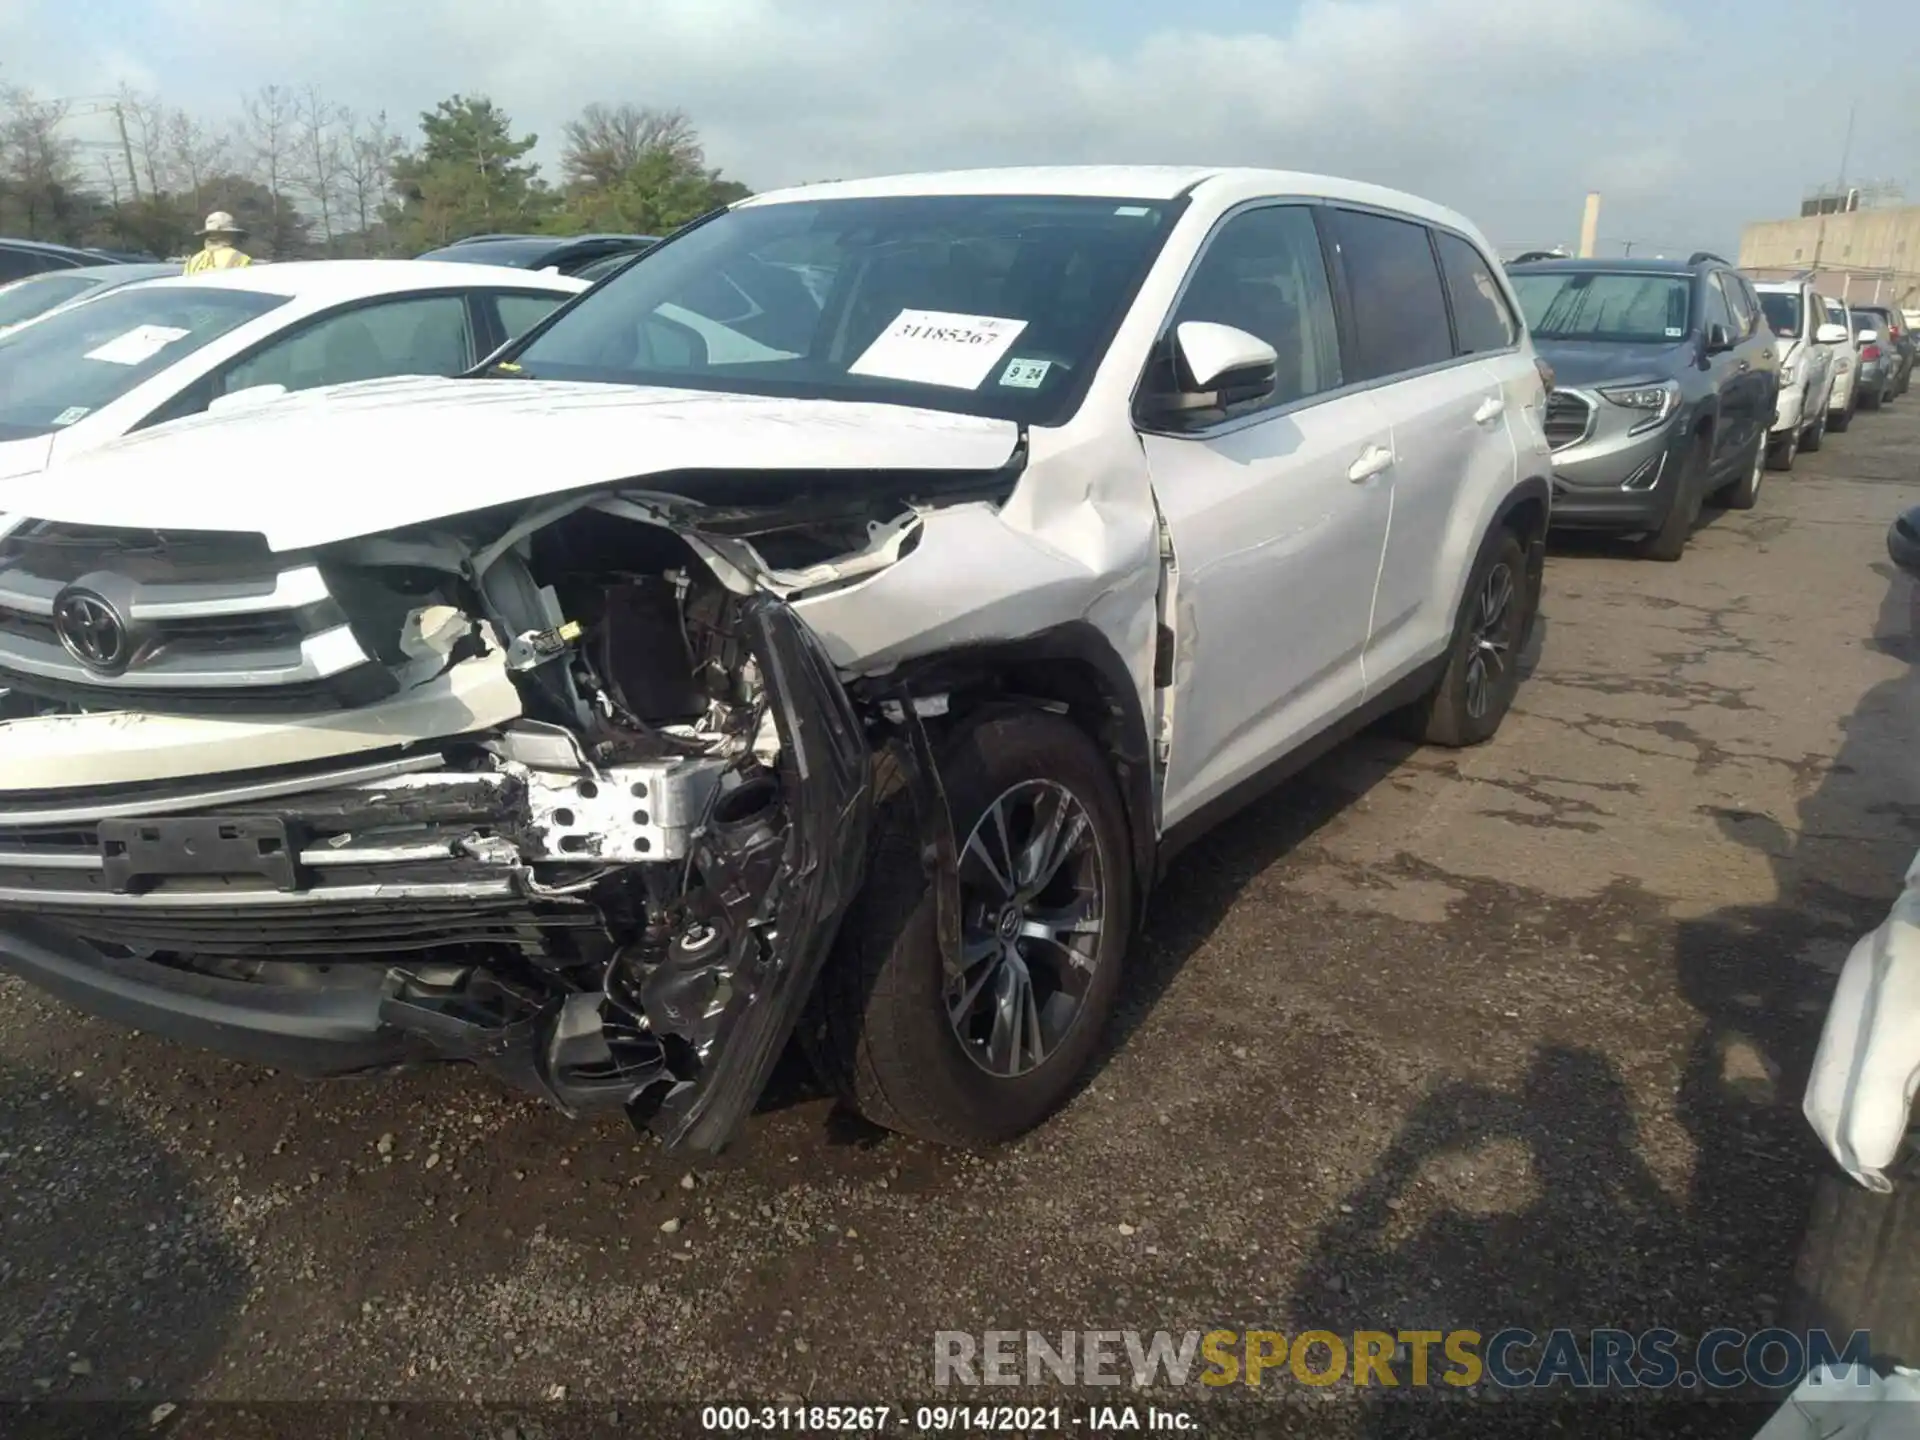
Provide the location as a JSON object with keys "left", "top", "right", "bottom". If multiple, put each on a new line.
{"left": 1167, "top": 321, "right": 1278, "bottom": 407}
{"left": 1704, "top": 323, "right": 1733, "bottom": 355}
{"left": 206, "top": 383, "right": 288, "bottom": 415}
{"left": 1815, "top": 323, "right": 1849, "bottom": 345}
{"left": 1858, "top": 328, "right": 1878, "bottom": 344}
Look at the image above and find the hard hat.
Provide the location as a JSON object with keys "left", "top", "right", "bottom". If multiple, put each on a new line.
{"left": 199, "top": 211, "right": 246, "bottom": 237}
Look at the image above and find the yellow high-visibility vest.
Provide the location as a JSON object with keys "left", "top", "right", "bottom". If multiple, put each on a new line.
{"left": 183, "top": 245, "right": 252, "bottom": 275}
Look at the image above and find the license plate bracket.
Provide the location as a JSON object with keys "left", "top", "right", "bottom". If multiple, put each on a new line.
{"left": 99, "top": 815, "right": 301, "bottom": 894}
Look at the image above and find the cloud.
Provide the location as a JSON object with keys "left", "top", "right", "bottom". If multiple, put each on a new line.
{"left": 8, "top": 0, "right": 1913, "bottom": 254}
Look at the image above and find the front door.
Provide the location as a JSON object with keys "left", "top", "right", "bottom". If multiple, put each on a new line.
{"left": 1136, "top": 203, "right": 1392, "bottom": 830}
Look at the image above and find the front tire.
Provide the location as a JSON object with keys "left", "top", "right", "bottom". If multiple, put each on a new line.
{"left": 807, "top": 710, "right": 1132, "bottom": 1147}
{"left": 1830, "top": 396, "right": 1854, "bottom": 433}
{"left": 1639, "top": 434, "right": 1710, "bottom": 559}
{"left": 1802, "top": 404, "right": 1826, "bottom": 452}
{"left": 1766, "top": 422, "right": 1798, "bottom": 471}
{"left": 1791, "top": 1163, "right": 1920, "bottom": 1369}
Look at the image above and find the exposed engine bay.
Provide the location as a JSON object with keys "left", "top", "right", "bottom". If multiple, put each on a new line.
{"left": 0, "top": 491, "right": 918, "bottom": 1151}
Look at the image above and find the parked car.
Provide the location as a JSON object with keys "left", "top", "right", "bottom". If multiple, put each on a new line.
{"left": 0, "top": 166, "right": 1549, "bottom": 1155}
{"left": 1853, "top": 304, "right": 1914, "bottom": 396}
{"left": 0, "top": 238, "right": 140, "bottom": 285}
{"left": 0, "top": 263, "right": 181, "bottom": 337}
{"left": 1509, "top": 253, "right": 1780, "bottom": 560}
{"left": 1754, "top": 278, "right": 1846, "bottom": 468}
{"left": 414, "top": 233, "right": 659, "bottom": 277}
{"left": 1817, "top": 293, "right": 1862, "bottom": 432}
{"left": 1851, "top": 308, "right": 1900, "bottom": 409}
{"left": 0, "top": 260, "right": 585, "bottom": 480}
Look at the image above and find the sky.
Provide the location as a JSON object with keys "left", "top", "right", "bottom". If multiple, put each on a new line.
{"left": 5, "top": 0, "right": 1918, "bottom": 256}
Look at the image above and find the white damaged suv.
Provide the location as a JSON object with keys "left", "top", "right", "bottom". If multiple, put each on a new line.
{"left": 0, "top": 168, "right": 1551, "bottom": 1152}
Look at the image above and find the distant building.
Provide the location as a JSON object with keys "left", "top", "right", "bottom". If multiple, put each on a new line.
{"left": 1740, "top": 183, "right": 1920, "bottom": 307}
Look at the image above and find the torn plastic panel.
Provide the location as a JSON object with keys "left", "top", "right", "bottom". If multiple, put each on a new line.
{"left": 370, "top": 595, "right": 872, "bottom": 1152}
{"left": 1804, "top": 847, "right": 1920, "bottom": 1192}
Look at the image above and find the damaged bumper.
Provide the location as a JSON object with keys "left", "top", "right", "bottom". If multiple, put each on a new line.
{"left": 1804, "top": 849, "right": 1920, "bottom": 1191}
{"left": 0, "top": 599, "right": 871, "bottom": 1153}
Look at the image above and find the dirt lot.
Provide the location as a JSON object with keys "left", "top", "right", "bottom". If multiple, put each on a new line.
{"left": 1, "top": 400, "right": 1917, "bottom": 1434}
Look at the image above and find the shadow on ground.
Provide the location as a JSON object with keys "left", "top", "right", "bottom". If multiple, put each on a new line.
{"left": 0, "top": 1059, "right": 247, "bottom": 1402}
{"left": 1284, "top": 567, "right": 1920, "bottom": 1436}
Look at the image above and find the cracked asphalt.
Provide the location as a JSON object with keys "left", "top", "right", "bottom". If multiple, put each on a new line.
{"left": 1, "top": 401, "right": 1917, "bottom": 1436}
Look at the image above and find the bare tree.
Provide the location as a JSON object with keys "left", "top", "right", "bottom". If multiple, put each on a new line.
{"left": 115, "top": 84, "right": 171, "bottom": 200}
{"left": 165, "top": 109, "right": 230, "bottom": 215}
{"left": 295, "top": 84, "right": 345, "bottom": 248}
{"left": 340, "top": 108, "right": 402, "bottom": 253}
{"left": 0, "top": 82, "right": 82, "bottom": 238}
{"left": 242, "top": 83, "right": 297, "bottom": 253}
{"left": 561, "top": 102, "right": 702, "bottom": 193}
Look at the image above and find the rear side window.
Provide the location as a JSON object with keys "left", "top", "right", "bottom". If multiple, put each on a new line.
{"left": 1166, "top": 204, "right": 1343, "bottom": 416}
{"left": 1325, "top": 208, "right": 1453, "bottom": 380}
{"left": 1433, "top": 231, "right": 1518, "bottom": 354}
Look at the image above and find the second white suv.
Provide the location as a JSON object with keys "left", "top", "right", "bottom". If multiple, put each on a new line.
{"left": 0, "top": 167, "right": 1550, "bottom": 1154}
{"left": 1755, "top": 277, "right": 1847, "bottom": 468}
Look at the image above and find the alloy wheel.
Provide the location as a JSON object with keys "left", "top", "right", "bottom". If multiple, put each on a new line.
{"left": 1464, "top": 562, "right": 1516, "bottom": 720}
{"left": 947, "top": 780, "right": 1107, "bottom": 1078}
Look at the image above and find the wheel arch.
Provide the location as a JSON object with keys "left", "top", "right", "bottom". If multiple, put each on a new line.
{"left": 848, "top": 621, "right": 1158, "bottom": 918}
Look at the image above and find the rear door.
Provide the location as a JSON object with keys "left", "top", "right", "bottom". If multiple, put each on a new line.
{"left": 1137, "top": 202, "right": 1393, "bottom": 828}
{"left": 1322, "top": 208, "right": 1517, "bottom": 686}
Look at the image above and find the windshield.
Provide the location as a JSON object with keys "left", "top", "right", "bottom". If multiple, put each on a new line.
{"left": 0, "top": 273, "right": 99, "bottom": 330}
{"left": 1510, "top": 271, "right": 1694, "bottom": 344}
{"left": 1758, "top": 291, "right": 1802, "bottom": 337}
{"left": 507, "top": 193, "right": 1185, "bottom": 425}
{"left": 0, "top": 285, "right": 286, "bottom": 439}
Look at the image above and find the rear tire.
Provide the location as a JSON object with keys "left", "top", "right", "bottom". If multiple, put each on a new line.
{"left": 1719, "top": 429, "right": 1766, "bottom": 512}
{"left": 1398, "top": 527, "right": 1530, "bottom": 748}
{"left": 805, "top": 710, "right": 1133, "bottom": 1148}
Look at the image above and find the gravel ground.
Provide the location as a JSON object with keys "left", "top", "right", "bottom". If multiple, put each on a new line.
{"left": 1, "top": 399, "right": 1917, "bottom": 1437}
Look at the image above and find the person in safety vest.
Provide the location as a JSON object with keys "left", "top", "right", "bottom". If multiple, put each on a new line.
{"left": 183, "top": 212, "right": 252, "bottom": 274}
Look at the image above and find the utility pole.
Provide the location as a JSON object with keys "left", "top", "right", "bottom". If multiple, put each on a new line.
{"left": 111, "top": 101, "right": 140, "bottom": 202}
{"left": 1622, "top": 240, "right": 1635, "bottom": 257}
{"left": 1811, "top": 104, "right": 1856, "bottom": 270}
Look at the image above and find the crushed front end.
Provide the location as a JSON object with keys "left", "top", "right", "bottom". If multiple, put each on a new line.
{"left": 0, "top": 506, "right": 873, "bottom": 1151}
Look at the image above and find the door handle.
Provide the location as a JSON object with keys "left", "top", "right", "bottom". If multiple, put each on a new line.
{"left": 1473, "top": 395, "right": 1505, "bottom": 425}
{"left": 1347, "top": 444, "right": 1393, "bottom": 483}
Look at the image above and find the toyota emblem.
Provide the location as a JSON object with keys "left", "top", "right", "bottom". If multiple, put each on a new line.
{"left": 52, "top": 588, "right": 131, "bottom": 675}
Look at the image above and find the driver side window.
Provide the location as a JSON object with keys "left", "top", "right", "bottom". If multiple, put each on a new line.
{"left": 1704, "top": 276, "right": 1737, "bottom": 337}
{"left": 1163, "top": 205, "right": 1343, "bottom": 421}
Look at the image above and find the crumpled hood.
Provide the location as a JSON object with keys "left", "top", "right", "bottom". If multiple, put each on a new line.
{"left": 1532, "top": 337, "right": 1691, "bottom": 388}
{"left": 0, "top": 434, "right": 54, "bottom": 482}
{"left": 0, "top": 376, "right": 1023, "bottom": 552}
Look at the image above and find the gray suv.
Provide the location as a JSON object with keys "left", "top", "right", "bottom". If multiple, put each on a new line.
{"left": 1509, "top": 254, "right": 1780, "bottom": 561}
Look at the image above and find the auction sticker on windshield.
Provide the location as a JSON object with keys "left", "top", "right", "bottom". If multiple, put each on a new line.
{"left": 851, "top": 309, "right": 1028, "bottom": 390}
{"left": 84, "top": 325, "right": 191, "bottom": 366}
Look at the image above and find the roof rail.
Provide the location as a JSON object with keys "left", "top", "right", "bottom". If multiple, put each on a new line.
{"left": 1688, "top": 250, "right": 1733, "bottom": 267}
